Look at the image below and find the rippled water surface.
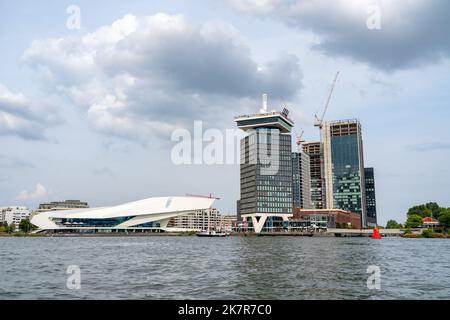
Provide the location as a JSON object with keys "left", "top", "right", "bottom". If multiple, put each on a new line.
{"left": 1, "top": 236, "right": 449, "bottom": 299}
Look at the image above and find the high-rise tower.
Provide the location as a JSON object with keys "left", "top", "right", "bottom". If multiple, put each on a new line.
{"left": 364, "top": 167, "right": 377, "bottom": 227}
{"left": 235, "top": 94, "right": 294, "bottom": 233}
{"left": 292, "top": 151, "right": 312, "bottom": 209}
{"left": 323, "top": 119, "right": 367, "bottom": 227}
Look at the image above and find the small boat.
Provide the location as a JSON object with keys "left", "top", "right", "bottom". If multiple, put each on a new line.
{"left": 196, "top": 230, "right": 229, "bottom": 237}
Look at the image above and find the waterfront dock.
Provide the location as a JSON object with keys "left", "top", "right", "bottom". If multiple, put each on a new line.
{"left": 327, "top": 228, "right": 404, "bottom": 237}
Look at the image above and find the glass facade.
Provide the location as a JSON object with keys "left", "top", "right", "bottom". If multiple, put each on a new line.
{"left": 330, "top": 120, "right": 366, "bottom": 220}
{"left": 331, "top": 132, "right": 364, "bottom": 215}
{"left": 55, "top": 216, "right": 135, "bottom": 227}
{"left": 364, "top": 167, "right": 377, "bottom": 225}
{"left": 240, "top": 128, "right": 293, "bottom": 215}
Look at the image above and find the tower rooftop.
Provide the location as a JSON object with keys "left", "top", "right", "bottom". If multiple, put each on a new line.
{"left": 234, "top": 94, "right": 294, "bottom": 133}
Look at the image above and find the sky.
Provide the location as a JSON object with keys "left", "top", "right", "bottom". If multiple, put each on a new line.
{"left": 1, "top": 0, "right": 450, "bottom": 226}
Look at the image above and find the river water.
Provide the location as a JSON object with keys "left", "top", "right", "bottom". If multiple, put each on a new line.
{"left": 0, "top": 236, "right": 449, "bottom": 299}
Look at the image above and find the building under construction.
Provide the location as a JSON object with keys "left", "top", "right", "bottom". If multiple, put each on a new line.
{"left": 302, "top": 142, "right": 325, "bottom": 209}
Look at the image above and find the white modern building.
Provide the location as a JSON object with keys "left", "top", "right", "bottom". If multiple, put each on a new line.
{"left": 30, "top": 196, "right": 216, "bottom": 233}
{"left": 0, "top": 206, "right": 31, "bottom": 230}
{"left": 167, "top": 209, "right": 237, "bottom": 232}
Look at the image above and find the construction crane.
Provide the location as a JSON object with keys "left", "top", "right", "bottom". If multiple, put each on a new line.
{"left": 314, "top": 71, "right": 340, "bottom": 129}
{"left": 185, "top": 193, "right": 221, "bottom": 200}
{"left": 281, "top": 96, "right": 304, "bottom": 152}
{"left": 294, "top": 127, "right": 305, "bottom": 152}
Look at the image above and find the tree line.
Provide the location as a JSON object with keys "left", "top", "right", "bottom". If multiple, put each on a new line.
{"left": 386, "top": 202, "right": 450, "bottom": 230}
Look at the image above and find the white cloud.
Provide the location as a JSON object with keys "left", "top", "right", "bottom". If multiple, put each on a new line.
{"left": 229, "top": 0, "right": 280, "bottom": 14}
{"left": 16, "top": 183, "right": 49, "bottom": 201}
{"left": 0, "top": 84, "right": 59, "bottom": 139}
{"left": 23, "top": 13, "right": 302, "bottom": 141}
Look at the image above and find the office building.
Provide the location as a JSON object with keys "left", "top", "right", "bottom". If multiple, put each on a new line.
{"left": 323, "top": 119, "right": 367, "bottom": 227}
{"left": 292, "top": 151, "right": 312, "bottom": 209}
{"left": 364, "top": 167, "right": 377, "bottom": 226}
{"left": 235, "top": 94, "right": 294, "bottom": 233}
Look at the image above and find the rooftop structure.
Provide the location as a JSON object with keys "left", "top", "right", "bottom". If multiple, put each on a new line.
{"left": 38, "top": 200, "right": 89, "bottom": 211}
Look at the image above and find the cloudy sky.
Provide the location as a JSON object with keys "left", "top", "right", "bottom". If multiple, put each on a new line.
{"left": 1, "top": 0, "right": 449, "bottom": 225}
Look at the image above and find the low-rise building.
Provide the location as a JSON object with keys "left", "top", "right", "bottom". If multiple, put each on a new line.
{"left": 422, "top": 217, "right": 439, "bottom": 228}
{"left": 0, "top": 206, "right": 31, "bottom": 230}
{"left": 167, "top": 209, "right": 237, "bottom": 232}
{"left": 294, "top": 208, "right": 362, "bottom": 229}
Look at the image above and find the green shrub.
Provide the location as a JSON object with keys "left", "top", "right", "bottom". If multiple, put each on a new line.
{"left": 422, "top": 229, "right": 434, "bottom": 238}
{"left": 403, "top": 228, "right": 412, "bottom": 235}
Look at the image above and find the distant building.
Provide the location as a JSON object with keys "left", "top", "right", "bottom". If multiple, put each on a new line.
{"left": 0, "top": 206, "right": 31, "bottom": 230}
{"left": 422, "top": 217, "right": 439, "bottom": 228}
{"left": 235, "top": 94, "right": 294, "bottom": 233}
{"left": 294, "top": 208, "right": 362, "bottom": 229}
{"left": 167, "top": 209, "right": 237, "bottom": 232}
{"left": 323, "top": 119, "right": 368, "bottom": 227}
{"left": 302, "top": 142, "right": 325, "bottom": 209}
{"left": 292, "top": 151, "right": 312, "bottom": 209}
{"left": 364, "top": 167, "right": 377, "bottom": 226}
{"left": 37, "top": 200, "right": 89, "bottom": 211}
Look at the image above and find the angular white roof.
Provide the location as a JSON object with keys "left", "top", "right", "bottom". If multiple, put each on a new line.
{"left": 31, "top": 196, "right": 216, "bottom": 230}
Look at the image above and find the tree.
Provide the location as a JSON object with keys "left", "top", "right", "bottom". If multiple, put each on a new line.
{"left": 19, "top": 219, "right": 35, "bottom": 233}
{"left": 386, "top": 220, "right": 401, "bottom": 229}
{"left": 2, "top": 222, "right": 15, "bottom": 233}
{"left": 438, "top": 209, "right": 450, "bottom": 230}
{"left": 422, "top": 229, "right": 434, "bottom": 238}
{"left": 405, "top": 214, "right": 423, "bottom": 228}
{"left": 407, "top": 202, "right": 441, "bottom": 218}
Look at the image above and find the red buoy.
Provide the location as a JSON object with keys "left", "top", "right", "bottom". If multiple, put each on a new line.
{"left": 372, "top": 228, "right": 382, "bottom": 239}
